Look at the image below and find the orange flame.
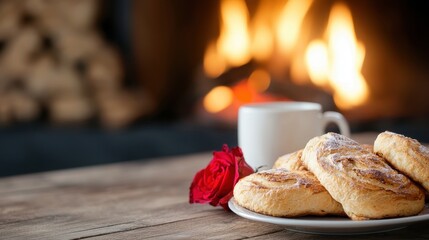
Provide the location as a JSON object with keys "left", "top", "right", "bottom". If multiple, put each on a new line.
{"left": 203, "top": 0, "right": 314, "bottom": 77}
{"left": 217, "top": 0, "right": 251, "bottom": 67}
{"left": 305, "top": 40, "right": 330, "bottom": 87}
{"left": 276, "top": 0, "right": 313, "bottom": 55}
{"left": 203, "top": 41, "right": 227, "bottom": 78}
{"left": 249, "top": 1, "right": 276, "bottom": 62}
{"left": 202, "top": 0, "right": 369, "bottom": 115}
{"left": 306, "top": 3, "right": 368, "bottom": 109}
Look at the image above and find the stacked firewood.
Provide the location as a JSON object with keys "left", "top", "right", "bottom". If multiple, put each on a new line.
{"left": 0, "top": 0, "right": 153, "bottom": 129}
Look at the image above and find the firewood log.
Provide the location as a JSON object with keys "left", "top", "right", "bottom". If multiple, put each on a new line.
{"left": 36, "top": 0, "right": 98, "bottom": 33}
{"left": 25, "top": 54, "right": 56, "bottom": 98}
{"left": 49, "top": 94, "right": 94, "bottom": 124}
{"left": 24, "top": 0, "right": 49, "bottom": 16}
{"left": 50, "top": 66, "right": 85, "bottom": 97}
{"left": 0, "top": 1, "right": 22, "bottom": 39}
{"left": 0, "top": 93, "right": 13, "bottom": 124}
{"left": 56, "top": 0, "right": 99, "bottom": 30}
{"left": 1, "top": 28, "right": 40, "bottom": 76}
{"left": 53, "top": 29, "right": 102, "bottom": 63}
{"left": 0, "top": 90, "right": 40, "bottom": 124}
{"left": 95, "top": 90, "right": 154, "bottom": 129}
{"left": 86, "top": 46, "right": 123, "bottom": 92}
{"left": 9, "top": 90, "right": 40, "bottom": 122}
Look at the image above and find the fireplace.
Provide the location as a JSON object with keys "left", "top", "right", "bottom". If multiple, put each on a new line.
{"left": 1, "top": 0, "right": 429, "bottom": 130}
{"left": 0, "top": 0, "right": 428, "bottom": 131}
{"left": 186, "top": 0, "right": 429, "bottom": 129}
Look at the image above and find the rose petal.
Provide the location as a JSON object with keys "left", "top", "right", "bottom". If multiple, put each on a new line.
{"left": 189, "top": 144, "right": 254, "bottom": 210}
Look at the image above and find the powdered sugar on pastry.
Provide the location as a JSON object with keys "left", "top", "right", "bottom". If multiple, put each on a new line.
{"left": 233, "top": 168, "right": 345, "bottom": 217}
{"left": 302, "top": 132, "right": 424, "bottom": 220}
{"left": 374, "top": 131, "right": 429, "bottom": 193}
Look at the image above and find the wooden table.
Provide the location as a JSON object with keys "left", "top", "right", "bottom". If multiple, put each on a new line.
{"left": 1, "top": 132, "right": 428, "bottom": 239}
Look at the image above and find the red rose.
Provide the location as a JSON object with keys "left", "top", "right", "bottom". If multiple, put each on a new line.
{"left": 189, "top": 144, "right": 254, "bottom": 210}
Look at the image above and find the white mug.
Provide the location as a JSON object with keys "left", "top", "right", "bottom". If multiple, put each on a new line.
{"left": 238, "top": 102, "right": 350, "bottom": 170}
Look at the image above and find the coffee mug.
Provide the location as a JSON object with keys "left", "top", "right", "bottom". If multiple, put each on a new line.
{"left": 238, "top": 102, "right": 350, "bottom": 170}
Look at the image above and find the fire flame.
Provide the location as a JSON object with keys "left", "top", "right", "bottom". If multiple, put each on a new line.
{"left": 217, "top": 0, "right": 251, "bottom": 67}
{"left": 202, "top": 0, "right": 369, "bottom": 115}
{"left": 203, "top": 41, "right": 227, "bottom": 78}
{"left": 276, "top": 0, "right": 314, "bottom": 55}
{"left": 305, "top": 40, "right": 330, "bottom": 87}
{"left": 306, "top": 3, "right": 368, "bottom": 109}
{"left": 250, "top": 2, "right": 275, "bottom": 62}
{"left": 204, "top": 0, "right": 313, "bottom": 75}
{"left": 202, "top": 69, "right": 272, "bottom": 114}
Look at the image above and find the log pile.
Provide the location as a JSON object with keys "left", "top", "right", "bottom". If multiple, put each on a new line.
{"left": 0, "top": 0, "right": 152, "bottom": 129}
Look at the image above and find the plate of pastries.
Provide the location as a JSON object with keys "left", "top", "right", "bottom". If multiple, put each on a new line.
{"left": 230, "top": 131, "right": 429, "bottom": 235}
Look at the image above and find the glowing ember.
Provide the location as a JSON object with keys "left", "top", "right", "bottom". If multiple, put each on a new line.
{"left": 248, "top": 69, "right": 271, "bottom": 93}
{"left": 202, "top": 78, "right": 286, "bottom": 120}
{"left": 203, "top": 86, "right": 233, "bottom": 113}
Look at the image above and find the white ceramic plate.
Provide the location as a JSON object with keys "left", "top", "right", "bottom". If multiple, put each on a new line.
{"left": 228, "top": 198, "right": 429, "bottom": 235}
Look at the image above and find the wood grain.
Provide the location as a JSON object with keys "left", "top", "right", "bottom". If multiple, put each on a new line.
{"left": 1, "top": 132, "right": 428, "bottom": 239}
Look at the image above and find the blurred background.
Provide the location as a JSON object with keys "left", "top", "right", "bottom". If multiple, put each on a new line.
{"left": 1, "top": 0, "right": 429, "bottom": 176}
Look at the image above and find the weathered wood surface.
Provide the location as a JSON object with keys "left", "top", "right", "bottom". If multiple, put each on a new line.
{"left": 1, "top": 132, "right": 428, "bottom": 239}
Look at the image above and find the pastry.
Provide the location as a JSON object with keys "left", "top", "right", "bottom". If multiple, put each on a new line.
{"left": 233, "top": 168, "right": 345, "bottom": 217}
{"left": 302, "top": 132, "right": 425, "bottom": 220}
{"left": 274, "top": 145, "right": 372, "bottom": 171}
{"left": 273, "top": 149, "right": 306, "bottom": 170}
{"left": 374, "top": 131, "right": 429, "bottom": 192}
